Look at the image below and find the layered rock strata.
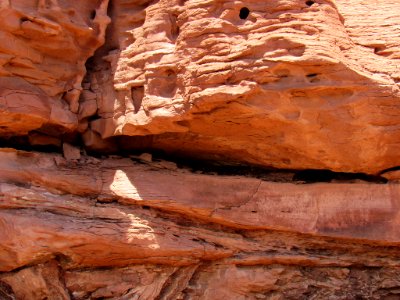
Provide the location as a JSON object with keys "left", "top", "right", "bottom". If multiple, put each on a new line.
{"left": 1, "top": 149, "right": 400, "bottom": 298}
{"left": 1, "top": 0, "right": 400, "bottom": 299}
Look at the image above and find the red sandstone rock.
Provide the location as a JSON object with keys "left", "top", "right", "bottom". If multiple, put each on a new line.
{"left": 1, "top": 0, "right": 400, "bottom": 299}
{"left": 62, "top": 143, "right": 81, "bottom": 160}
{"left": 0, "top": 0, "right": 399, "bottom": 173}
{"left": 81, "top": 0, "right": 400, "bottom": 174}
{"left": 0, "top": 0, "right": 110, "bottom": 136}
{"left": 381, "top": 170, "right": 400, "bottom": 182}
{"left": 1, "top": 149, "right": 400, "bottom": 298}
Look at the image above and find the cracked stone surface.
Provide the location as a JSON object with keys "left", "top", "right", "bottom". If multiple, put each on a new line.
{"left": 1, "top": 0, "right": 400, "bottom": 299}
{"left": 1, "top": 149, "right": 400, "bottom": 298}
{"left": 81, "top": 0, "right": 400, "bottom": 174}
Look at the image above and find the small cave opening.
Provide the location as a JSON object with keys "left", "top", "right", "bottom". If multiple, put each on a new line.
{"left": 131, "top": 86, "right": 144, "bottom": 114}
{"left": 170, "top": 13, "right": 180, "bottom": 41}
{"left": 90, "top": 10, "right": 97, "bottom": 20}
{"left": 292, "top": 169, "right": 388, "bottom": 184}
{"left": 306, "top": 1, "right": 315, "bottom": 7}
{"left": 306, "top": 73, "right": 318, "bottom": 78}
{"left": 239, "top": 7, "right": 250, "bottom": 20}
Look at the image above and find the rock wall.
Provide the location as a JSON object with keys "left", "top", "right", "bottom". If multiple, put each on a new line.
{"left": 82, "top": 0, "right": 400, "bottom": 174}
{"left": 1, "top": 0, "right": 400, "bottom": 299}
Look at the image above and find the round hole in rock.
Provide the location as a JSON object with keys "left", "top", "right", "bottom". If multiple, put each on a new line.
{"left": 306, "top": 0, "right": 315, "bottom": 6}
{"left": 239, "top": 7, "right": 250, "bottom": 19}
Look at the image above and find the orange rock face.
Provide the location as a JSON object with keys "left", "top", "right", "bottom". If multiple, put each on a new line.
{"left": 1, "top": 0, "right": 400, "bottom": 299}
{"left": 0, "top": 0, "right": 109, "bottom": 136}
{"left": 81, "top": 0, "right": 400, "bottom": 173}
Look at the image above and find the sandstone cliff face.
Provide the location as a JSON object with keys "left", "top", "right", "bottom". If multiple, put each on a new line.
{"left": 1, "top": 148, "right": 400, "bottom": 299}
{"left": 82, "top": 0, "right": 400, "bottom": 174}
{"left": 0, "top": 0, "right": 110, "bottom": 136}
{"left": 1, "top": 0, "right": 400, "bottom": 299}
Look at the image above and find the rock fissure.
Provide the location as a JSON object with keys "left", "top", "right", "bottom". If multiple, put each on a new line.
{"left": 1, "top": 0, "right": 400, "bottom": 298}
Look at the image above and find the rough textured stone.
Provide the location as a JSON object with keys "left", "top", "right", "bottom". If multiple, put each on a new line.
{"left": 62, "top": 142, "right": 81, "bottom": 160}
{"left": 1, "top": 0, "right": 399, "bottom": 173}
{"left": 0, "top": 0, "right": 110, "bottom": 136}
{"left": 81, "top": 0, "right": 400, "bottom": 174}
{"left": 1, "top": 0, "right": 400, "bottom": 299}
{"left": 1, "top": 149, "right": 400, "bottom": 298}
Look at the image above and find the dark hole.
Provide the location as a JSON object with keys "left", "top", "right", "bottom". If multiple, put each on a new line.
{"left": 239, "top": 7, "right": 250, "bottom": 20}
{"left": 293, "top": 170, "right": 334, "bottom": 183}
{"left": 293, "top": 169, "right": 388, "bottom": 184}
{"left": 306, "top": 1, "right": 315, "bottom": 6}
{"left": 87, "top": 115, "right": 100, "bottom": 122}
{"left": 142, "top": 205, "right": 150, "bottom": 210}
{"left": 173, "top": 234, "right": 180, "bottom": 238}
{"left": 306, "top": 73, "right": 318, "bottom": 78}
{"left": 90, "top": 10, "right": 96, "bottom": 19}
{"left": 251, "top": 210, "right": 257, "bottom": 213}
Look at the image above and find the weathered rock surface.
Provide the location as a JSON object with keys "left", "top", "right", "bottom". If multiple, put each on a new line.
{"left": 81, "top": 0, "right": 400, "bottom": 174}
{"left": 1, "top": 0, "right": 400, "bottom": 299}
{"left": 1, "top": 148, "right": 400, "bottom": 298}
{"left": 0, "top": 0, "right": 110, "bottom": 136}
{"left": 0, "top": 0, "right": 399, "bottom": 173}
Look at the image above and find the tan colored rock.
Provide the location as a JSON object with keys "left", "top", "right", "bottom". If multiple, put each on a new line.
{"left": 1, "top": 0, "right": 399, "bottom": 173}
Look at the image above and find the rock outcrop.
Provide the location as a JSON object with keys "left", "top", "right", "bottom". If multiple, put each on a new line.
{"left": 1, "top": 0, "right": 400, "bottom": 299}
{"left": 1, "top": 148, "right": 400, "bottom": 299}
{"left": 0, "top": 0, "right": 109, "bottom": 136}
{"left": 81, "top": 0, "right": 400, "bottom": 174}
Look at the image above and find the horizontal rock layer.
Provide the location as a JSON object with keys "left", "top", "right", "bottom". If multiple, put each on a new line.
{"left": 1, "top": 148, "right": 400, "bottom": 298}
{"left": 1, "top": 0, "right": 400, "bottom": 299}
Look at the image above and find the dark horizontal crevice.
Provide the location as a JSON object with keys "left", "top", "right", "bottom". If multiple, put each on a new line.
{"left": 0, "top": 136, "right": 61, "bottom": 154}
{"left": 293, "top": 169, "right": 387, "bottom": 184}
{"left": 378, "top": 166, "right": 400, "bottom": 176}
{"left": 129, "top": 151, "right": 388, "bottom": 184}
{"left": 0, "top": 130, "right": 82, "bottom": 154}
{"left": 0, "top": 135, "right": 389, "bottom": 184}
